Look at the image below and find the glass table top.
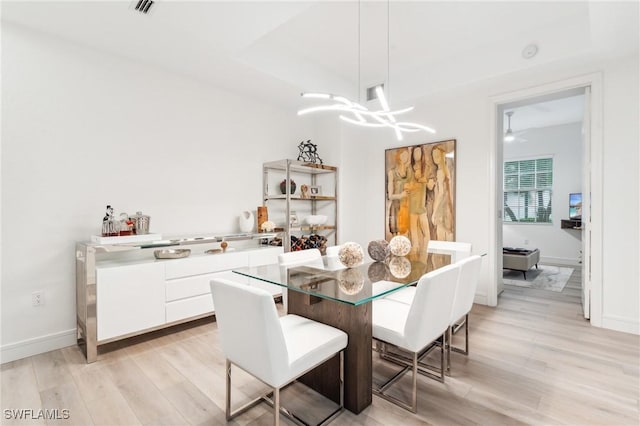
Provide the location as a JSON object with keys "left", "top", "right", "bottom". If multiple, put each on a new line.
{"left": 233, "top": 251, "right": 453, "bottom": 306}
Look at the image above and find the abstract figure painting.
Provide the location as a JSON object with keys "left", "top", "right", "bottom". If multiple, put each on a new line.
{"left": 385, "top": 140, "right": 456, "bottom": 257}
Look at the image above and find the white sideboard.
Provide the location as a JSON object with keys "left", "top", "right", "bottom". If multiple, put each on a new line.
{"left": 76, "top": 237, "right": 282, "bottom": 363}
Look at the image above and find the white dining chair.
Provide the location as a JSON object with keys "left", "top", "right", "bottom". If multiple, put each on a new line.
{"left": 383, "top": 240, "right": 471, "bottom": 306}
{"left": 325, "top": 245, "right": 341, "bottom": 257}
{"left": 210, "top": 278, "right": 347, "bottom": 426}
{"left": 324, "top": 245, "right": 344, "bottom": 270}
{"left": 427, "top": 240, "right": 472, "bottom": 263}
{"left": 371, "top": 263, "right": 460, "bottom": 413}
{"left": 447, "top": 255, "right": 482, "bottom": 373}
{"left": 278, "top": 249, "right": 324, "bottom": 312}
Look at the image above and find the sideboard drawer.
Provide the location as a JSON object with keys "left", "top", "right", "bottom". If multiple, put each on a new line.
{"left": 166, "top": 274, "right": 214, "bottom": 302}
{"left": 166, "top": 294, "right": 214, "bottom": 323}
{"left": 165, "top": 251, "right": 249, "bottom": 279}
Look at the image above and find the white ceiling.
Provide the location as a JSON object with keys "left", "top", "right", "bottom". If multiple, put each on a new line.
{"left": 505, "top": 94, "right": 585, "bottom": 133}
{"left": 3, "top": 0, "right": 639, "bottom": 112}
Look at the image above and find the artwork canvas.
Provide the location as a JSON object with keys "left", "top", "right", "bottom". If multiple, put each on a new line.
{"left": 385, "top": 140, "right": 456, "bottom": 257}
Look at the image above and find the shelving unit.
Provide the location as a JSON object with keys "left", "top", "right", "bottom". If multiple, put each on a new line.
{"left": 262, "top": 159, "right": 338, "bottom": 252}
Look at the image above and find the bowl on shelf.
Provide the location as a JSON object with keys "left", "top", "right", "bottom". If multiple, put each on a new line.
{"left": 305, "top": 215, "right": 328, "bottom": 226}
{"left": 154, "top": 248, "right": 191, "bottom": 259}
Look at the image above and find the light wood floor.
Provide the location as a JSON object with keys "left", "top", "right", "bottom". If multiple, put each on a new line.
{"left": 2, "top": 269, "right": 639, "bottom": 425}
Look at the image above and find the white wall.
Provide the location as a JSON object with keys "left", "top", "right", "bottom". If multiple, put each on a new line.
{"left": 503, "top": 123, "right": 583, "bottom": 265}
{"left": 340, "top": 51, "right": 639, "bottom": 334}
{"left": 0, "top": 23, "right": 324, "bottom": 361}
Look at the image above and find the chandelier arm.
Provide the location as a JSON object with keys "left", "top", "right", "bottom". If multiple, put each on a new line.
{"left": 367, "top": 107, "right": 414, "bottom": 118}
{"left": 396, "top": 122, "right": 437, "bottom": 134}
{"left": 340, "top": 115, "right": 388, "bottom": 128}
{"left": 297, "top": 104, "right": 353, "bottom": 116}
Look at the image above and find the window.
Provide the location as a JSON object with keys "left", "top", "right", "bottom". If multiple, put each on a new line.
{"left": 503, "top": 157, "right": 553, "bottom": 223}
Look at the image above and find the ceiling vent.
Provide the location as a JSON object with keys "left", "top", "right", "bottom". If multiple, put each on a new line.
{"left": 133, "top": 0, "right": 154, "bottom": 14}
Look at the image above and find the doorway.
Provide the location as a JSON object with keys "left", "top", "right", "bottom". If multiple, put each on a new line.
{"left": 487, "top": 74, "right": 603, "bottom": 326}
{"left": 499, "top": 90, "right": 585, "bottom": 309}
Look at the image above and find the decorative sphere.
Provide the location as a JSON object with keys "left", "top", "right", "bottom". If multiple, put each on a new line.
{"left": 337, "top": 269, "right": 365, "bottom": 295}
{"left": 368, "top": 239, "right": 390, "bottom": 262}
{"left": 389, "top": 235, "right": 412, "bottom": 256}
{"left": 388, "top": 255, "right": 412, "bottom": 279}
{"left": 367, "top": 262, "right": 388, "bottom": 282}
{"left": 338, "top": 242, "right": 364, "bottom": 268}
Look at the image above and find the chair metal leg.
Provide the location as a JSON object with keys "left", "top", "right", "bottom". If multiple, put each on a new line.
{"left": 465, "top": 313, "right": 469, "bottom": 354}
{"left": 226, "top": 360, "right": 264, "bottom": 421}
{"left": 225, "top": 353, "right": 344, "bottom": 426}
{"left": 378, "top": 339, "right": 446, "bottom": 382}
{"left": 446, "top": 326, "right": 452, "bottom": 375}
{"left": 274, "top": 387, "right": 280, "bottom": 426}
{"left": 451, "top": 314, "right": 470, "bottom": 356}
{"left": 443, "top": 327, "right": 448, "bottom": 376}
{"left": 226, "top": 359, "right": 231, "bottom": 420}
{"left": 411, "top": 352, "right": 418, "bottom": 412}
{"left": 373, "top": 338, "right": 447, "bottom": 413}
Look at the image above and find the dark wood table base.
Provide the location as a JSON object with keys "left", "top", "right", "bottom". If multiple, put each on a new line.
{"left": 287, "top": 290, "right": 372, "bottom": 414}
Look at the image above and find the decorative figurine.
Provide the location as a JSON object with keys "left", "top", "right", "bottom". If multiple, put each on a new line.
{"left": 101, "top": 205, "right": 119, "bottom": 237}
{"left": 300, "top": 184, "right": 311, "bottom": 199}
{"left": 297, "top": 140, "right": 323, "bottom": 164}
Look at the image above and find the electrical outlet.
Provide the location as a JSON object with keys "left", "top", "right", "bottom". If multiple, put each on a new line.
{"left": 32, "top": 291, "right": 44, "bottom": 307}
{"left": 524, "top": 239, "right": 529, "bottom": 245}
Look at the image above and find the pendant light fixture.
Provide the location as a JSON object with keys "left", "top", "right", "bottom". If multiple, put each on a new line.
{"left": 504, "top": 111, "right": 515, "bottom": 142}
{"left": 297, "top": 1, "right": 435, "bottom": 141}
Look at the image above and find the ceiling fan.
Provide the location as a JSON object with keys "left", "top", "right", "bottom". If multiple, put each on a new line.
{"left": 504, "top": 111, "right": 528, "bottom": 143}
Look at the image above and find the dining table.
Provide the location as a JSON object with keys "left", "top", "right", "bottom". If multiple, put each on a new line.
{"left": 232, "top": 250, "right": 453, "bottom": 414}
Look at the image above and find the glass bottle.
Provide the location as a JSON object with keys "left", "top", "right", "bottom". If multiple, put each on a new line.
{"left": 101, "top": 205, "right": 120, "bottom": 237}
{"left": 119, "top": 213, "right": 133, "bottom": 236}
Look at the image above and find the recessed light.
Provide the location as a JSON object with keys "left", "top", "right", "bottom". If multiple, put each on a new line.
{"left": 522, "top": 44, "right": 538, "bottom": 59}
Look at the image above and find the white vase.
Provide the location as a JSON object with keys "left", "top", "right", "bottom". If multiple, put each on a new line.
{"left": 239, "top": 210, "right": 254, "bottom": 233}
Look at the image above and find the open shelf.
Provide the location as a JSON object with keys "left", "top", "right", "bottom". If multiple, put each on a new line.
{"left": 265, "top": 195, "right": 336, "bottom": 201}
{"left": 561, "top": 219, "right": 582, "bottom": 229}
{"left": 263, "top": 159, "right": 337, "bottom": 174}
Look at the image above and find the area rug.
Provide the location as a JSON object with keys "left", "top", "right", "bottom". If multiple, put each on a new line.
{"left": 503, "top": 265, "right": 574, "bottom": 292}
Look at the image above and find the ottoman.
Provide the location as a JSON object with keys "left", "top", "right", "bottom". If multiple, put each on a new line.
{"left": 503, "top": 248, "right": 540, "bottom": 280}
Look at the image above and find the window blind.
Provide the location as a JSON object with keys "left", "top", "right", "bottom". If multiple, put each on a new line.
{"left": 503, "top": 157, "right": 553, "bottom": 223}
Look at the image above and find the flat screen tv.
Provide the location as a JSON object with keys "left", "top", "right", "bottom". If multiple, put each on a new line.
{"left": 569, "top": 193, "right": 582, "bottom": 219}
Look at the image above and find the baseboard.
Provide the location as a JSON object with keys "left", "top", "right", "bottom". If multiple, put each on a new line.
{"left": 1, "top": 329, "right": 77, "bottom": 364}
{"left": 539, "top": 256, "right": 581, "bottom": 267}
{"left": 600, "top": 315, "right": 639, "bottom": 335}
{"left": 473, "top": 293, "right": 488, "bottom": 306}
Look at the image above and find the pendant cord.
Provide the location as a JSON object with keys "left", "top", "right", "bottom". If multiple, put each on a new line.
{"left": 387, "top": 0, "right": 390, "bottom": 101}
{"left": 358, "top": 0, "right": 361, "bottom": 103}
